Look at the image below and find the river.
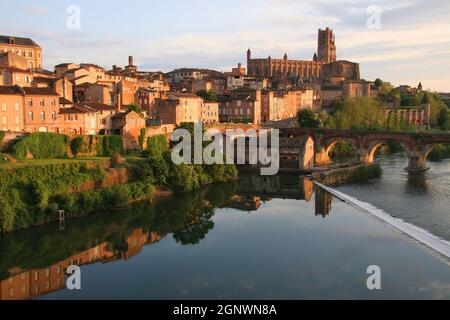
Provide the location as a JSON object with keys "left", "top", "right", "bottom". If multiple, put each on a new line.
{"left": 335, "top": 153, "right": 450, "bottom": 242}
{"left": 1, "top": 163, "right": 450, "bottom": 300}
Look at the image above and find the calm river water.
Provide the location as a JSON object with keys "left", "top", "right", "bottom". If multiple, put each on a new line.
{"left": 1, "top": 165, "right": 450, "bottom": 299}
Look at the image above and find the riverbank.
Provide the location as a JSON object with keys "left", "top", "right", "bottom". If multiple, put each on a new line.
{"left": 0, "top": 156, "right": 238, "bottom": 233}
{"left": 311, "top": 163, "right": 382, "bottom": 186}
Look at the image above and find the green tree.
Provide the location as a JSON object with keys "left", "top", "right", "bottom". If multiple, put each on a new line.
{"left": 438, "top": 106, "right": 449, "bottom": 130}
{"left": 127, "top": 103, "right": 143, "bottom": 116}
{"left": 327, "top": 97, "right": 385, "bottom": 130}
{"left": 297, "top": 109, "right": 320, "bottom": 128}
{"left": 139, "top": 128, "right": 147, "bottom": 150}
{"left": 70, "top": 136, "right": 84, "bottom": 157}
{"left": 374, "top": 78, "right": 383, "bottom": 88}
{"left": 196, "top": 90, "right": 218, "bottom": 102}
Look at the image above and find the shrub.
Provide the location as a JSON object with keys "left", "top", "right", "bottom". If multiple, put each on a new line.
{"left": 110, "top": 153, "right": 125, "bottom": 168}
{"left": 428, "top": 144, "right": 450, "bottom": 162}
{"left": 144, "top": 135, "right": 168, "bottom": 158}
{"left": 12, "top": 132, "right": 69, "bottom": 159}
{"left": 97, "top": 135, "right": 124, "bottom": 156}
{"left": 70, "top": 136, "right": 84, "bottom": 157}
{"left": 0, "top": 131, "right": 5, "bottom": 144}
{"left": 139, "top": 128, "right": 147, "bottom": 149}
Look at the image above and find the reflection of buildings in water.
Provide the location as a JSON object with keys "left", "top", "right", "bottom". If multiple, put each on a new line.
{"left": 0, "top": 230, "right": 163, "bottom": 300}
{"left": 315, "top": 187, "right": 333, "bottom": 218}
{"left": 234, "top": 174, "right": 332, "bottom": 218}
{"left": 229, "top": 195, "right": 262, "bottom": 212}
{"left": 236, "top": 175, "right": 314, "bottom": 201}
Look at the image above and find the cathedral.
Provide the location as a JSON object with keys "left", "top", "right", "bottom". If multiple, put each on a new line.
{"left": 246, "top": 27, "right": 359, "bottom": 83}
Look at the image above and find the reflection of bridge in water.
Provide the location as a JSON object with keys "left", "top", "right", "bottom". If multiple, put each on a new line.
{"left": 232, "top": 174, "right": 333, "bottom": 218}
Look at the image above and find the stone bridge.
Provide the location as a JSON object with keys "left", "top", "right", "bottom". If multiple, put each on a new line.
{"left": 280, "top": 128, "right": 450, "bottom": 172}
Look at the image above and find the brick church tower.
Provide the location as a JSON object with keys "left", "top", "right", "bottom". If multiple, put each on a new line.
{"left": 317, "top": 27, "right": 336, "bottom": 63}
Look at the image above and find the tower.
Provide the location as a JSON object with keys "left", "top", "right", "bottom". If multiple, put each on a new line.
{"left": 422, "top": 93, "right": 431, "bottom": 125}
{"left": 247, "top": 48, "right": 252, "bottom": 75}
{"left": 317, "top": 27, "right": 336, "bottom": 63}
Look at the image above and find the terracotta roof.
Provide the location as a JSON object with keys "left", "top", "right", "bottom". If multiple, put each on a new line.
{"left": 59, "top": 104, "right": 97, "bottom": 114}
{"left": 0, "top": 85, "right": 22, "bottom": 95}
{"left": 55, "top": 63, "right": 76, "bottom": 68}
{"left": 59, "top": 97, "right": 73, "bottom": 105}
{"left": 0, "top": 35, "right": 40, "bottom": 47}
{"left": 22, "top": 87, "right": 58, "bottom": 96}
{"left": 169, "top": 92, "right": 200, "bottom": 99}
{"left": 83, "top": 102, "right": 116, "bottom": 111}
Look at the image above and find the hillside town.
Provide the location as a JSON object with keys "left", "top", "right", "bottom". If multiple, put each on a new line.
{"left": 0, "top": 28, "right": 443, "bottom": 150}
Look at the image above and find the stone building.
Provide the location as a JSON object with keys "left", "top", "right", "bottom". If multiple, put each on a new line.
{"left": 279, "top": 135, "right": 315, "bottom": 170}
{"left": 112, "top": 110, "right": 146, "bottom": 149}
{"left": 0, "top": 35, "right": 42, "bottom": 70}
{"left": 154, "top": 93, "right": 204, "bottom": 125}
{"left": 57, "top": 104, "right": 98, "bottom": 135}
{"left": 201, "top": 102, "right": 219, "bottom": 124}
{"left": 218, "top": 88, "right": 262, "bottom": 125}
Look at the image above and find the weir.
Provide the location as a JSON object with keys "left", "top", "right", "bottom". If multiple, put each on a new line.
{"left": 313, "top": 181, "right": 450, "bottom": 261}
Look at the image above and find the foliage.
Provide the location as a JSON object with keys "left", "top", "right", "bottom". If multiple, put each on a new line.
{"left": 196, "top": 90, "right": 218, "bottom": 102}
{"left": 139, "top": 128, "right": 147, "bottom": 149}
{"left": 297, "top": 109, "right": 320, "bottom": 128}
{"left": 0, "top": 131, "right": 5, "bottom": 144}
{"left": 0, "top": 162, "right": 106, "bottom": 231}
{"left": 428, "top": 144, "right": 450, "bottom": 162}
{"left": 11, "top": 132, "right": 69, "bottom": 159}
{"left": 127, "top": 103, "right": 143, "bottom": 115}
{"left": 326, "top": 97, "right": 385, "bottom": 130}
{"left": 70, "top": 136, "right": 84, "bottom": 157}
{"left": 438, "top": 106, "right": 450, "bottom": 130}
{"left": 143, "top": 135, "right": 168, "bottom": 158}
{"left": 97, "top": 135, "right": 124, "bottom": 156}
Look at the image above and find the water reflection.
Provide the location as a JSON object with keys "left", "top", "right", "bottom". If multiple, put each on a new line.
{"left": 0, "top": 175, "right": 333, "bottom": 300}
{"left": 406, "top": 172, "right": 429, "bottom": 194}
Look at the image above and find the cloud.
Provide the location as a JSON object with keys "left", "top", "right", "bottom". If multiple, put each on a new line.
{"left": 23, "top": 5, "right": 48, "bottom": 15}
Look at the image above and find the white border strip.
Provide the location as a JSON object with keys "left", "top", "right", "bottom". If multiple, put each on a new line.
{"left": 314, "top": 181, "right": 450, "bottom": 261}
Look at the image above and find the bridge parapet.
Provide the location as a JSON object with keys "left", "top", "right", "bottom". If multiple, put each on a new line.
{"left": 279, "top": 128, "right": 450, "bottom": 172}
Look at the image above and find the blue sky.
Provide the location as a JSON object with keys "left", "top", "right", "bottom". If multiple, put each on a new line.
{"left": 1, "top": 0, "right": 450, "bottom": 91}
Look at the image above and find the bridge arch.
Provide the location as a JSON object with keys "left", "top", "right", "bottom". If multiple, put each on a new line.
{"left": 315, "top": 136, "right": 360, "bottom": 166}
{"left": 362, "top": 139, "right": 441, "bottom": 172}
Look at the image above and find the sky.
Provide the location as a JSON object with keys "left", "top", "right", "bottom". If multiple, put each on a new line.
{"left": 1, "top": 0, "right": 450, "bottom": 91}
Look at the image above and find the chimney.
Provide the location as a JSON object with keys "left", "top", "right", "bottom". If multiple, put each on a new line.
{"left": 113, "top": 64, "right": 117, "bottom": 70}
{"left": 129, "top": 56, "right": 134, "bottom": 66}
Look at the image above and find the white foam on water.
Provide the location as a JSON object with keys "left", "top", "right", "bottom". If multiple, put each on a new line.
{"left": 314, "top": 181, "right": 450, "bottom": 262}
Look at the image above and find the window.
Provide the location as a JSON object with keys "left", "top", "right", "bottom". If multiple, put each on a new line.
{"left": 1, "top": 116, "right": 7, "bottom": 125}
{"left": 51, "top": 99, "right": 56, "bottom": 107}
{"left": 51, "top": 111, "right": 57, "bottom": 120}
{"left": 1, "top": 102, "right": 6, "bottom": 111}
{"left": 28, "top": 99, "right": 33, "bottom": 107}
{"left": 237, "top": 100, "right": 242, "bottom": 107}
{"left": 28, "top": 51, "right": 33, "bottom": 58}
{"left": 25, "top": 76, "right": 31, "bottom": 83}
{"left": 39, "top": 99, "right": 44, "bottom": 107}
{"left": 29, "top": 111, "right": 33, "bottom": 121}
{"left": 15, "top": 116, "right": 19, "bottom": 124}
{"left": 40, "top": 111, "right": 45, "bottom": 120}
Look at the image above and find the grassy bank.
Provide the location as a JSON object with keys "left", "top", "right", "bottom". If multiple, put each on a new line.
{"left": 0, "top": 152, "right": 237, "bottom": 233}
